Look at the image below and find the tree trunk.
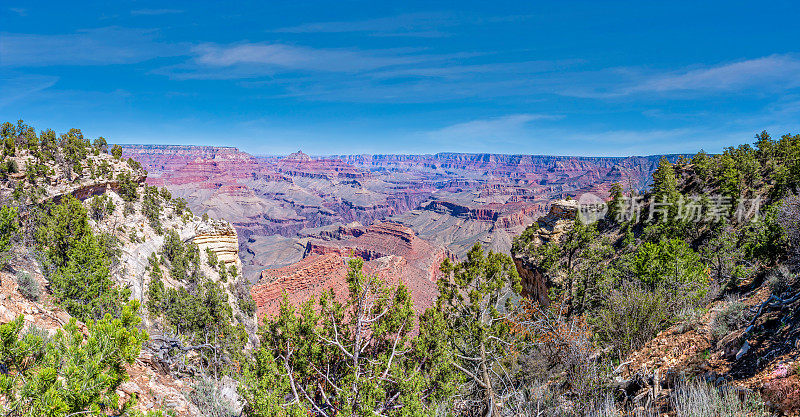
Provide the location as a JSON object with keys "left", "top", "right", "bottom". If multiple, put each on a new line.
{"left": 480, "top": 341, "right": 498, "bottom": 417}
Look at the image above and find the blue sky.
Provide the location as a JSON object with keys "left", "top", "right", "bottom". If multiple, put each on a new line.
{"left": 2, "top": 1, "right": 799, "bottom": 156}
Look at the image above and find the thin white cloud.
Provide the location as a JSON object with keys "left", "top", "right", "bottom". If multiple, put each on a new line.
{"left": 629, "top": 54, "right": 800, "bottom": 93}
{"left": 191, "top": 43, "right": 428, "bottom": 72}
{"left": 0, "top": 72, "right": 59, "bottom": 107}
{"left": 273, "top": 12, "right": 533, "bottom": 38}
{"left": 424, "top": 114, "right": 563, "bottom": 150}
{"left": 131, "top": 9, "right": 183, "bottom": 16}
{"left": 9, "top": 8, "right": 26, "bottom": 16}
{"left": 562, "top": 54, "right": 800, "bottom": 98}
{"left": 273, "top": 12, "right": 459, "bottom": 37}
{"left": 0, "top": 27, "right": 184, "bottom": 67}
{"left": 157, "top": 42, "right": 477, "bottom": 80}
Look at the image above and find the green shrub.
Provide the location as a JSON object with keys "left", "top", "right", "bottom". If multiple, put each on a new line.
{"left": 594, "top": 280, "right": 672, "bottom": 355}
{"left": 16, "top": 272, "right": 40, "bottom": 301}
{"left": 206, "top": 247, "right": 218, "bottom": 267}
{"left": 0, "top": 302, "right": 154, "bottom": 416}
{"left": 173, "top": 197, "right": 189, "bottom": 215}
{"left": 0, "top": 205, "right": 19, "bottom": 265}
{"left": 116, "top": 172, "right": 139, "bottom": 202}
{"left": 629, "top": 238, "right": 708, "bottom": 298}
{"left": 767, "top": 265, "right": 793, "bottom": 295}
{"left": 234, "top": 278, "right": 255, "bottom": 317}
{"left": 671, "top": 380, "right": 770, "bottom": 417}
{"left": 142, "top": 185, "right": 162, "bottom": 233}
{"left": 110, "top": 144, "right": 123, "bottom": 160}
{"left": 161, "top": 229, "right": 201, "bottom": 282}
{"left": 711, "top": 296, "right": 749, "bottom": 341}
{"left": 89, "top": 194, "right": 115, "bottom": 221}
{"left": 35, "top": 195, "right": 127, "bottom": 321}
{"left": 189, "top": 378, "right": 238, "bottom": 417}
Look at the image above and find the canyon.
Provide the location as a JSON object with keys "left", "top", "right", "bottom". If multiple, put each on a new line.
{"left": 122, "top": 145, "right": 675, "bottom": 287}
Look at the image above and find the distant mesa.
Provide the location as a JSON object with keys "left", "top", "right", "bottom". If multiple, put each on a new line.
{"left": 285, "top": 150, "right": 311, "bottom": 162}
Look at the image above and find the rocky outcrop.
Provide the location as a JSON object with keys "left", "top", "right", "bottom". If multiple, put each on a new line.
{"left": 510, "top": 200, "right": 581, "bottom": 306}
{"left": 1, "top": 147, "right": 146, "bottom": 206}
{"left": 192, "top": 219, "right": 241, "bottom": 270}
{"left": 252, "top": 222, "right": 453, "bottom": 319}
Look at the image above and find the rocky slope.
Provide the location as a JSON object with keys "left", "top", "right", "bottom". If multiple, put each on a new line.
{"left": 1, "top": 144, "right": 251, "bottom": 416}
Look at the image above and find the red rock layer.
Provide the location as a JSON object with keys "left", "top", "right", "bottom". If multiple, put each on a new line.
{"left": 252, "top": 222, "right": 453, "bottom": 319}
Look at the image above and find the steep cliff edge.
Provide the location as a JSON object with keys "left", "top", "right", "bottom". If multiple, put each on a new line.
{"left": 1, "top": 140, "right": 252, "bottom": 416}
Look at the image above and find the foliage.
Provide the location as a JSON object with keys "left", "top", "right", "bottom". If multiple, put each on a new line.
{"left": 206, "top": 247, "right": 218, "bottom": 266}
{"left": 173, "top": 197, "right": 189, "bottom": 216}
{"left": 89, "top": 194, "right": 115, "bottom": 221}
{"left": 142, "top": 185, "right": 163, "bottom": 233}
{"left": 233, "top": 277, "right": 256, "bottom": 317}
{"left": 93, "top": 136, "right": 107, "bottom": 152}
{"left": 36, "top": 195, "right": 127, "bottom": 321}
{"left": 710, "top": 296, "right": 749, "bottom": 341}
{"left": 437, "top": 244, "right": 522, "bottom": 415}
{"left": 16, "top": 271, "right": 40, "bottom": 301}
{"left": 161, "top": 229, "right": 201, "bottom": 282}
{"left": 650, "top": 157, "right": 680, "bottom": 221}
{"left": 671, "top": 380, "right": 770, "bottom": 417}
{"left": 148, "top": 233, "right": 246, "bottom": 375}
{"left": 117, "top": 172, "right": 139, "bottom": 202}
{"left": 240, "top": 258, "right": 449, "bottom": 416}
{"left": 0, "top": 302, "right": 152, "bottom": 417}
{"left": 189, "top": 377, "right": 239, "bottom": 417}
{"left": 593, "top": 281, "right": 674, "bottom": 355}
{"left": 110, "top": 144, "right": 123, "bottom": 160}
{"left": 58, "top": 128, "right": 90, "bottom": 165}
{"left": 628, "top": 238, "right": 707, "bottom": 296}
{"left": 692, "top": 150, "right": 712, "bottom": 183}
{"left": 605, "top": 182, "right": 624, "bottom": 222}
{"left": 0, "top": 205, "right": 19, "bottom": 265}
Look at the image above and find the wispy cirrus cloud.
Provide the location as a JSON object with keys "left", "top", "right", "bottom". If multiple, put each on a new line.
{"left": 157, "top": 42, "right": 483, "bottom": 80}
{"left": 130, "top": 8, "right": 183, "bottom": 16}
{"left": 562, "top": 54, "right": 800, "bottom": 98}
{"left": 420, "top": 114, "right": 756, "bottom": 156}
{"left": 629, "top": 54, "right": 800, "bottom": 93}
{"left": 0, "top": 27, "right": 184, "bottom": 67}
{"left": 273, "top": 12, "right": 532, "bottom": 38}
{"left": 0, "top": 72, "right": 59, "bottom": 107}
{"left": 9, "top": 7, "right": 26, "bottom": 16}
{"left": 423, "top": 114, "right": 563, "bottom": 150}
{"left": 191, "top": 43, "right": 429, "bottom": 72}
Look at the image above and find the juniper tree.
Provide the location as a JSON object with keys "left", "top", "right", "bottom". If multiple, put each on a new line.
{"left": 240, "top": 258, "right": 450, "bottom": 416}
{"left": 0, "top": 302, "right": 160, "bottom": 417}
{"left": 437, "top": 244, "right": 522, "bottom": 416}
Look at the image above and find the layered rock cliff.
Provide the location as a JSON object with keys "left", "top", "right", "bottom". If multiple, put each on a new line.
{"left": 123, "top": 145, "right": 679, "bottom": 281}
{"left": 251, "top": 221, "right": 454, "bottom": 319}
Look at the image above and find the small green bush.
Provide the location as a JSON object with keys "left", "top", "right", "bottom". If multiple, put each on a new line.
{"left": 16, "top": 272, "right": 40, "bottom": 301}
{"left": 189, "top": 378, "right": 238, "bottom": 417}
{"left": 594, "top": 280, "right": 672, "bottom": 355}
{"left": 711, "top": 296, "right": 749, "bottom": 341}
{"left": 767, "top": 265, "right": 793, "bottom": 295}
{"left": 671, "top": 380, "right": 770, "bottom": 417}
{"left": 206, "top": 247, "right": 218, "bottom": 267}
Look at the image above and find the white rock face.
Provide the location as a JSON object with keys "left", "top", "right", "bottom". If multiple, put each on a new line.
{"left": 192, "top": 219, "right": 242, "bottom": 271}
